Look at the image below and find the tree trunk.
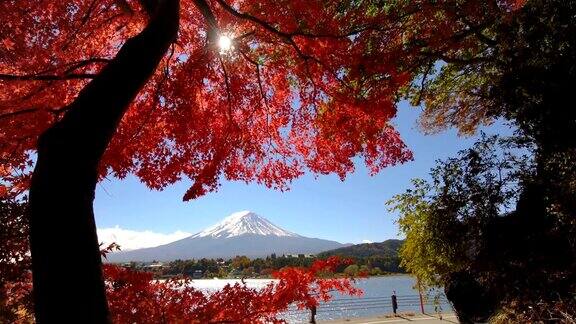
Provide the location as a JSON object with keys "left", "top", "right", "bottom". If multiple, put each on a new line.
{"left": 28, "top": 1, "right": 179, "bottom": 322}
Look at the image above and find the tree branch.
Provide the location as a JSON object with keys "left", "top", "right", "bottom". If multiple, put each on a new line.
{"left": 0, "top": 58, "right": 110, "bottom": 82}
{"left": 239, "top": 51, "right": 268, "bottom": 109}
{"left": 0, "top": 108, "right": 40, "bottom": 120}
{"left": 218, "top": 56, "right": 233, "bottom": 122}
{"left": 62, "top": 0, "right": 103, "bottom": 50}
{"left": 192, "top": 0, "right": 219, "bottom": 43}
{"left": 213, "top": 0, "right": 405, "bottom": 40}
{"left": 0, "top": 73, "right": 96, "bottom": 81}
{"left": 0, "top": 107, "right": 69, "bottom": 121}
{"left": 212, "top": 0, "right": 355, "bottom": 94}
{"left": 437, "top": 54, "right": 493, "bottom": 65}
{"left": 415, "top": 61, "right": 434, "bottom": 105}
{"left": 129, "top": 44, "right": 176, "bottom": 141}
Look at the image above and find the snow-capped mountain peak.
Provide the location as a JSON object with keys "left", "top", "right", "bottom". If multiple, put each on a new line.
{"left": 191, "top": 211, "right": 300, "bottom": 239}
{"left": 106, "top": 211, "right": 348, "bottom": 262}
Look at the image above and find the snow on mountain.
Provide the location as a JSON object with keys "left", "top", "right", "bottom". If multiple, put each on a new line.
{"left": 191, "top": 211, "right": 299, "bottom": 238}
{"left": 105, "top": 211, "right": 347, "bottom": 262}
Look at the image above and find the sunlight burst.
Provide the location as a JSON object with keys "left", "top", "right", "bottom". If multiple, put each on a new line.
{"left": 218, "top": 35, "right": 233, "bottom": 53}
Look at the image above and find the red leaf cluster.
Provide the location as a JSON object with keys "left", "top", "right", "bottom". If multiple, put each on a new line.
{"left": 104, "top": 256, "right": 362, "bottom": 323}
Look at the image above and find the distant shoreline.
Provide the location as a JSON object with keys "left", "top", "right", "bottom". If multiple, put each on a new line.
{"left": 180, "top": 272, "right": 409, "bottom": 280}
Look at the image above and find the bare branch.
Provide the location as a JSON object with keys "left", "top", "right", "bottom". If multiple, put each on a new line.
{"left": 1, "top": 58, "right": 110, "bottom": 80}
{"left": 212, "top": 0, "right": 356, "bottom": 94}
{"left": 61, "top": 0, "right": 102, "bottom": 50}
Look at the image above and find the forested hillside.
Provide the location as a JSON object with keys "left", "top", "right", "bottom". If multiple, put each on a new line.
{"left": 318, "top": 240, "right": 405, "bottom": 273}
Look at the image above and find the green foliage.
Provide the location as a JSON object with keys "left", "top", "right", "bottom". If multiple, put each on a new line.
{"left": 343, "top": 264, "right": 359, "bottom": 276}
{"left": 318, "top": 239, "right": 402, "bottom": 259}
{"left": 389, "top": 135, "right": 535, "bottom": 288}
{"left": 411, "top": 0, "right": 576, "bottom": 145}
{"left": 317, "top": 239, "right": 404, "bottom": 273}
{"left": 493, "top": 0, "right": 576, "bottom": 152}
{"left": 388, "top": 179, "right": 464, "bottom": 288}
{"left": 369, "top": 267, "right": 382, "bottom": 276}
{"left": 389, "top": 135, "right": 576, "bottom": 321}
{"left": 231, "top": 256, "right": 251, "bottom": 270}
{"left": 134, "top": 249, "right": 404, "bottom": 280}
{"left": 397, "top": 1, "right": 576, "bottom": 321}
{"left": 141, "top": 255, "right": 319, "bottom": 279}
{"left": 164, "top": 258, "right": 221, "bottom": 277}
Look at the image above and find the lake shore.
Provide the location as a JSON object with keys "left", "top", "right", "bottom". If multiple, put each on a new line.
{"left": 181, "top": 276, "right": 453, "bottom": 322}
{"left": 320, "top": 312, "right": 458, "bottom": 323}
{"left": 189, "top": 272, "right": 409, "bottom": 280}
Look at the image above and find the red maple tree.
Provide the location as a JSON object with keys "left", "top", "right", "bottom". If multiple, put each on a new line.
{"left": 103, "top": 256, "right": 361, "bottom": 323}
{"left": 0, "top": 0, "right": 523, "bottom": 321}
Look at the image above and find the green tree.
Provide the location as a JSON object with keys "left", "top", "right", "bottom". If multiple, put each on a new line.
{"left": 410, "top": 0, "right": 576, "bottom": 146}
{"left": 399, "top": 2, "right": 576, "bottom": 320}
{"left": 231, "top": 256, "right": 251, "bottom": 270}
{"left": 370, "top": 267, "right": 382, "bottom": 276}
{"left": 389, "top": 136, "right": 575, "bottom": 322}
{"left": 388, "top": 179, "right": 466, "bottom": 288}
{"left": 343, "top": 264, "right": 359, "bottom": 276}
{"left": 409, "top": 1, "right": 576, "bottom": 239}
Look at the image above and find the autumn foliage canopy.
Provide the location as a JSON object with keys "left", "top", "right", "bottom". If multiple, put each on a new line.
{"left": 1, "top": 0, "right": 524, "bottom": 199}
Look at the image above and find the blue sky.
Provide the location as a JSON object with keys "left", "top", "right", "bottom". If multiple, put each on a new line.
{"left": 94, "top": 101, "right": 513, "bottom": 247}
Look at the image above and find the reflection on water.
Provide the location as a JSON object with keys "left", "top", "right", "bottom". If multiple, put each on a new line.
{"left": 188, "top": 276, "right": 452, "bottom": 323}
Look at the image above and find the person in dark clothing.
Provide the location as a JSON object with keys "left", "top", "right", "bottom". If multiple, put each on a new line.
{"left": 391, "top": 291, "right": 398, "bottom": 315}
{"left": 309, "top": 305, "right": 317, "bottom": 323}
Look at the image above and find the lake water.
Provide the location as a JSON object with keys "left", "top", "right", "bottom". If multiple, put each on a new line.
{"left": 189, "top": 276, "right": 453, "bottom": 323}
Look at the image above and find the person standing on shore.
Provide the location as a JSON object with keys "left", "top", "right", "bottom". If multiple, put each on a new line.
{"left": 309, "top": 305, "right": 317, "bottom": 323}
{"left": 392, "top": 291, "right": 398, "bottom": 315}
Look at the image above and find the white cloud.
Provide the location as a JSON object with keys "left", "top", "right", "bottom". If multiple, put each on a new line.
{"left": 97, "top": 226, "right": 191, "bottom": 251}
{"left": 361, "top": 239, "right": 373, "bottom": 244}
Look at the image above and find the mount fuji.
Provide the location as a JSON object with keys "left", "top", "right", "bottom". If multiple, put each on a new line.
{"left": 105, "top": 211, "right": 348, "bottom": 262}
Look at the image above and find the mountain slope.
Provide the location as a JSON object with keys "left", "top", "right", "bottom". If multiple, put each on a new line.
{"left": 317, "top": 239, "right": 404, "bottom": 259}
{"left": 106, "top": 211, "right": 346, "bottom": 262}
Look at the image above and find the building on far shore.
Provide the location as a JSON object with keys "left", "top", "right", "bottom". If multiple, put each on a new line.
{"left": 192, "top": 270, "right": 203, "bottom": 279}
{"left": 142, "top": 263, "right": 166, "bottom": 271}
{"left": 282, "top": 254, "right": 315, "bottom": 258}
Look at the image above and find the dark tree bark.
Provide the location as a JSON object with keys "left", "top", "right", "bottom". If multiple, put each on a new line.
{"left": 28, "top": 0, "right": 179, "bottom": 322}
